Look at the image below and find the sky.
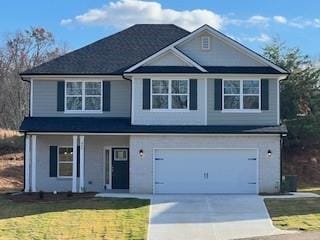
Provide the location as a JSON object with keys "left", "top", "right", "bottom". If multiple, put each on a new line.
{"left": 1, "top": 0, "right": 319, "bottom": 60}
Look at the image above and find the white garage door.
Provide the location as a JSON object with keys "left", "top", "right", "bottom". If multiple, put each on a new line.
{"left": 154, "top": 149, "right": 258, "bottom": 194}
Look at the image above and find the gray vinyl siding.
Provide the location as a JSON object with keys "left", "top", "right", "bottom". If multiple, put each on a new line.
{"left": 145, "top": 50, "right": 189, "bottom": 66}
{"left": 176, "top": 32, "right": 266, "bottom": 67}
{"left": 36, "top": 135, "right": 129, "bottom": 192}
{"left": 132, "top": 78, "right": 206, "bottom": 125}
{"left": 207, "top": 78, "right": 278, "bottom": 125}
{"left": 32, "top": 79, "right": 130, "bottom": 117}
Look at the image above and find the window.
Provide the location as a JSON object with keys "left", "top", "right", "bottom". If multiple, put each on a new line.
{"left": 223, "top": 80, "right": 260, "bottom": 111}
{"left": 58, "top": 147, "right": 73, "bottom": 177}
{"left": 151, "top": 79, "right": 189, "bottom": 110}
{"left": 65, "top": 81, "right": 102, "bottom": 112}
{"left": 201, "top": 36, "right": 210, "bottom": 50}
{"left": 114, "top": 149, "right": 128, "bottom": 161}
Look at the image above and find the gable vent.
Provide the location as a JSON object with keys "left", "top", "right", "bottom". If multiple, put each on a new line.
{"left": 201, "top": 36, "right": 210, "bottom": 50}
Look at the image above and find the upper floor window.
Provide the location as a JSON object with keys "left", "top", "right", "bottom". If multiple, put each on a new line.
{"left": 223, "top": 80, "right": 260, "bottom": 111}
{"left": 151, "top": 79, "right": 189, "bottom": 110}
{"left": 201, "top": 36, "right": 210, "bottom": 50}
{"left": 65, "top": 81, "right": 102, "bottom": 112}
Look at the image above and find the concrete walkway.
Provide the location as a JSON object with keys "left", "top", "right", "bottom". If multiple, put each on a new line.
{"left": 148, "top": 195, "right": 290, "bottom": 240}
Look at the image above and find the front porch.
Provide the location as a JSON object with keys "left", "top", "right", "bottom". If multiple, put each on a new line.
{"left": 24, "top": 134, "right": 130, "bottom": 193}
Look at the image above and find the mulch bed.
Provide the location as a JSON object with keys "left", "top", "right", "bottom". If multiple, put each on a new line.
{"left": 7, "top": 192, "right": 97, "bottom": 202}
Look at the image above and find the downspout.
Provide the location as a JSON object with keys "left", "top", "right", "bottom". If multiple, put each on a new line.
{"left": 122, "top": 73, "right": 132, "bottom": 122}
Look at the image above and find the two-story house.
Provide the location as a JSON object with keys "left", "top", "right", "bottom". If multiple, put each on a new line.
{"left": 20, "top": 24, "right": 288, "bottom": 194}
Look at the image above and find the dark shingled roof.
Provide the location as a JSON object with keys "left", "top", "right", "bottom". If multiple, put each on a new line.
{"left": 20, "top": 117, "right": 287, "bottom": 134}
{"left": 21, "top": 24, "right": 190, "bottom": 75}
{"left": 132, "top": 66, "right": 283, "bottom": 74}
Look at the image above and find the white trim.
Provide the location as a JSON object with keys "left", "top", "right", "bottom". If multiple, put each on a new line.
{"left": 26, "top": 132, "right": 281, "bottom": 137}
{"left": 277, "top": 80, "right": 280, "bottom": 125}
{"left": 30, "top": 79, "right": 33, "bottom": 117}
{"left": 204, "top": 78, "right": 208, "bottom": 125}
{"left": 125, "top": 25, "right": 288, "bottom": 74}
{"left": 125, "top": 73, "right": 288, "bottom": 79}
{"left": 31, "top": 135, "right": 37, "bottom": 192}
{"left": 21, "top": 75, "right": 127, "bottom": 80}
{"left": 152, "top": 147, "right": 259, "bottom": 194}
{"left": 222, "top": 79, "right": 261, "bottom": 112}
{"left": 131, "top": 77, "right": 135, "bottom": 125}
{"left": 171, "top": 48, "right": 207, "bottom": 72}
{"left": 79, "top": 136, "right": 85, "bottom": 192}
{"left": 201, "top": 36, "right": 210, "bottom": 50}
{"left": 127, "top": 47, "right": 207, "bottom": 73}
{"left": 103, "top": 147, "right": 112, "bottom": 190}
{"left": 24, "top": 135, "right": 30, "bottom": 192}
{"left": 64, "top": 80, "right": 103, "bottom": 113}
{"left": 150, "top": 78, "right": 190, "bottom": 111}
{"left": 72, "top": 135, "right": 78, "bottom": 193}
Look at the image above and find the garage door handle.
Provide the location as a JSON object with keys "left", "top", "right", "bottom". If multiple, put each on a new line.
{"left": 155, "top": 182, "right": 164, "bottom": 185}
{"left": 248, "top": 182, "right": 256, "bottom": 185}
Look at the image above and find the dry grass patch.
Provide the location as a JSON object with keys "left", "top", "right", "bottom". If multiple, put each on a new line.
{"left": 299, "top": 184, "right": 320, "bottom": 195}
{"left": 265, "top": 198, "right": 320, "bottom": 231}
{"left": 0, "top": 194, "right": 149, "bottom": 240}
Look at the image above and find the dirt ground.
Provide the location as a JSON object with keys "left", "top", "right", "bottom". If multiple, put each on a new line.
{"left": 0, "top": 157, "right": 23, "bottom": 192}
{"left": 283, "top": 145, "right": 320, "bottom": 186}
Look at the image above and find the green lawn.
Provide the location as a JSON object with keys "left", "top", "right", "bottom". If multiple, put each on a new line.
{"left": 265, "top": 198, "right": 320, "bottom": 231}
{"left": 298, "top": 184, "right": 320, "bottom": 195}
{"left": 0, "top": 195, "right": 150, "bottom": 240}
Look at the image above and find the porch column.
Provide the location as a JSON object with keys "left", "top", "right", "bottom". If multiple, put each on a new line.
{"left": 79, "top": 136, "right": 85, "bottom": 192}
{"left": 72, "top": 135, "right": 78, "bottom": 193}
{"left": 31, "top": 135, "right": 37, "bottom": 192}
{"left": 24, "top": 135, "right": 30, "bottom": 192}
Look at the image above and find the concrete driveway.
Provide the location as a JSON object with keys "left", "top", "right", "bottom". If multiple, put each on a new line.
{"left": 148, "top": 195, "right": 288, "bottom": 240}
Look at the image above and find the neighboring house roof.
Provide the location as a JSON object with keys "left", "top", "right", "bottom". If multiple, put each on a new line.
{"left": 20, "top": 117, "right": 288, "bottom": 134}
{"left": 132, "top": 66, "right": 283, "bottom": 74}
{"left": 21, "top": 24, "right": 288, "bottom": 76}
{"left": 21, "top": 24, "right": 189, "bottom": 75}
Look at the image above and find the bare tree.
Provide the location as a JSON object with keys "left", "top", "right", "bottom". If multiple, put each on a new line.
{"left": 0, "top": 27, "right": 67, "bottom": 129}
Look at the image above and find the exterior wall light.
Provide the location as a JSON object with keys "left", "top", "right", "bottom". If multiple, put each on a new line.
{"left": 139, "top": 149, "right": 144, "bottom": 158}
{"left": 267, "top": 149, "right": 272, "bottom": 157}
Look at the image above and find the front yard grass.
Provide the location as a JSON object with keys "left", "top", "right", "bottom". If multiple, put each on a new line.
{"left": 265, "top": 198, "right": 320, "bottom": 231}
{"left": 298, "top": 184, "right": 320, "bottom": 195}
{"left": 0, "top": 194, "right": 149, "bottom": 240}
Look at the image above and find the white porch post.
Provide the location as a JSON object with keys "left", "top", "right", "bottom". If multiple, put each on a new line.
{"left": 31, "top": 135, "right": 37, "bottom": 192}
{"left": 72, "top": 135, "right": 78, "bottom": 193}
{"left": 24, "top": 135, "right": 30, "bottom": 192}
{"left": 79, "top": 136, "right": 85, "bottom": 192}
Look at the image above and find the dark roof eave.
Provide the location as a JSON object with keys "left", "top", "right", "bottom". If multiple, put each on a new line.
{"left": 19, "top": 117, "right": 288, "bottom": 134}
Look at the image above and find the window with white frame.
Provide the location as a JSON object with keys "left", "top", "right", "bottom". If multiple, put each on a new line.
{"left": 223, "top": 80, "right": 260, "bottom": 110}
{"left": 151, "top": 79, "right": 189, "bottom": 110}
{"left": 58, "top": 147, "right": 73, "bottom": 177}
{"left": 65, "top": 81, "right": 102, "bottom": 112}
{"left": 201, "top": 36, "right": 210, "bottom": 50}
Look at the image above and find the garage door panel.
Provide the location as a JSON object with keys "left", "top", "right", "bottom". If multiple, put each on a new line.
{"left": 154, "top": 149, "right": 257, "bottom": 194}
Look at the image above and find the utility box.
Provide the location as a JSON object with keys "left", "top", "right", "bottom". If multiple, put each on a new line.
{"left": 282, "top": 175, "right": 298, "bottom": 192}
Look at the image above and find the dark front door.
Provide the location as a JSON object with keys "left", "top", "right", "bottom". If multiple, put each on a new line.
{"left": 112, "top": 148, "right": 129, "bottom": 189}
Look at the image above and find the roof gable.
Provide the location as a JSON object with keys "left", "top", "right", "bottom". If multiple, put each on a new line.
{"left": 21, "top": 24, "right": 189, "bottom": 75}
{"left": 126, "top": 25, "right": 288, "bottom": 74}
{"left": 176, "top": 30, "right": 266, "bottom": 67}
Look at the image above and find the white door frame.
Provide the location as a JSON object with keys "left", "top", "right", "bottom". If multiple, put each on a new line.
{"left": 103, "top": 147, "right": 112, "bottom": 190}
{"left": 152, "top": 147, "right": 259, "bottom": 194}
{"left": 103, "top": 146, "right": 130, "bottom": 190}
